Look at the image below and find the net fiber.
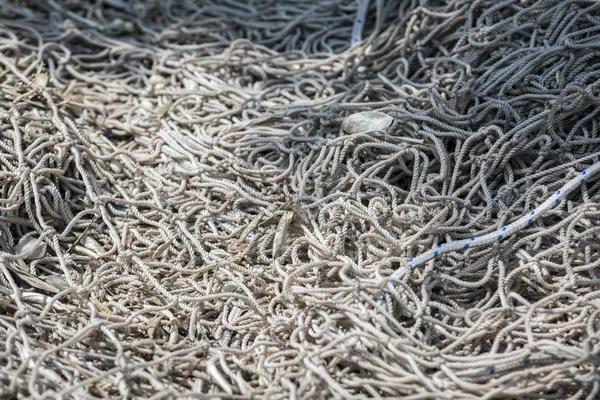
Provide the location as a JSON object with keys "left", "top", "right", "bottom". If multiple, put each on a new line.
{"left": 1, "top": 0, "right": 600, "bottom": 398}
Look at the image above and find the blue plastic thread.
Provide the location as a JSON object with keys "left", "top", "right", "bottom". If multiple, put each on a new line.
{"left": 399, "top": 163, "right": 600, "bottom": 274}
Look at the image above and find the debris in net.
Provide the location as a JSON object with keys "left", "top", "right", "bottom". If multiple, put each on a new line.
{"left": 341, "top": 110, "right": 395, "bottom": 135}
{"left": 14, "top": 236, "right": 47, "bottom": 260}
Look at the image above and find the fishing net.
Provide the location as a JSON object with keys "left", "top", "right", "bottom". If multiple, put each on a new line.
{"left": 1, "top": 0, "right": 600, "bottom": 398}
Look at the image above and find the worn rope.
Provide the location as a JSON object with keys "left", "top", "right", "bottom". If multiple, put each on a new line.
{"left": 0, "top": 0, "right": 600, "bottom": 398}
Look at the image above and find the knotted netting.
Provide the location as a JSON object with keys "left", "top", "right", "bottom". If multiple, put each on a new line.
{"left": 1, "top": 0, "right": 600, "bottom": 398}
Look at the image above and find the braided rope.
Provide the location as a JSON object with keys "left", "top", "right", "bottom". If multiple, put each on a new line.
{"left": 0, "top": 0, "right": 599, "bottom": 398}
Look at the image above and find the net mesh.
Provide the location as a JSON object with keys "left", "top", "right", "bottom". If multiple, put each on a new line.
{"left": 1, "top": 0, "right": 600, "bottom": 398}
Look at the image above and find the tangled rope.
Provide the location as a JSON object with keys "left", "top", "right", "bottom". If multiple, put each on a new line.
{"left": 1, "top": 0, "right": 600, "bottom": 398}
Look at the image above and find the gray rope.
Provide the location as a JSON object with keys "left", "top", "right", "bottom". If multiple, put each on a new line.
{"left": 0, "top": 0, "right": 600, "bottom": 398}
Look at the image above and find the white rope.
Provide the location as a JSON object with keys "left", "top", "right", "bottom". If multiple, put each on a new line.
{"left": 0, "top": 0, "right": 599, "bottom": 398}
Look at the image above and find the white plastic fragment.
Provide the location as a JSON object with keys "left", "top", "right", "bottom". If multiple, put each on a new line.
{"left": 14, "top": 235, "right": 47, "bottom": 259}
{"left": 168, "top": 326, "right": 179, "bottom": 345}
{"left": 341, "top": 110, "right": 426, "bottom": 145}
{"left": 148, "top": 75, "right": 167, "bottom": 91}
{"left": 222, "top": 283, "right": 237, "bottom": 292}
{"left": 109, "top": 160, "right": 122, "bottom": 174}
{"left": 272, "top": 211, "right": 294, "bottom": 258}
{"left": 211, "top": 249, "right": 229, "bottom": 258}
{"left": 341, "top": 110, "right": 394, "bottom": 135}
{"left": 106, "top": 18, "right": 135, "bottom": 34}
{"left": 141, "top": 99, "right": 153, "bottom": 110}
{"left": 182, "top": 78, "right": 198, "bottom": 90}
{"left": 17, "top": 292, "right": 68, "bottom": 312}
{"left": 76, "top": 235, "right": 105, "bottom": 258}
{"left": 33, "top": 72, "right": 49, "bottom": 89}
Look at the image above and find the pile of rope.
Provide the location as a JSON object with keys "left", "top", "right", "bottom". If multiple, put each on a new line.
{"left": 1, "top": 0, "right": 600, "bottom": 398}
